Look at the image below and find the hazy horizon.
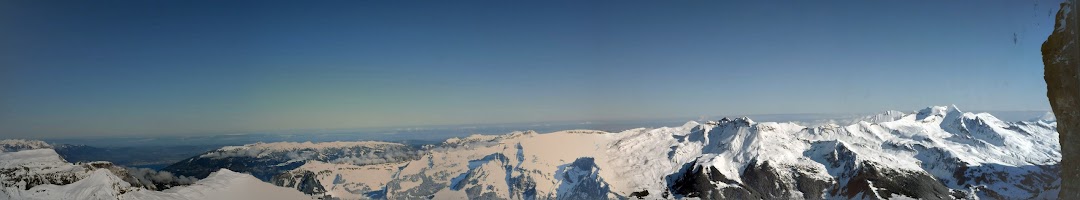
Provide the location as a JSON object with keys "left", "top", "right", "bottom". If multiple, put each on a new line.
{"left": 0, "top": 0, "right": 1065, "bottom": 138}
{"left": 4, "top": 108, "right": 1053, "bottom": 141}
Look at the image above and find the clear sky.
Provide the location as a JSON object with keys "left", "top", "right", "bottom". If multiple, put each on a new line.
{"left": 0, "top": 0, "right": 1065, "bottom": 138}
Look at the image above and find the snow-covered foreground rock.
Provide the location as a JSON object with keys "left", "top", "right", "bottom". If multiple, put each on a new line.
{"left": 0, "top": 140, "right": 312, "bottom": 200}
{"left": 258, "top": 106, "right": 1061, "bottom": 199}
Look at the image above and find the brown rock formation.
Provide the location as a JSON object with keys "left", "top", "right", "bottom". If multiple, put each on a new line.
{"left": 1042, "top": 0, "right": 1079, "bottom": 199}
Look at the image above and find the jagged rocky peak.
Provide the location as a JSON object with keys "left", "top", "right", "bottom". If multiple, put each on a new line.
{"left": 712, "top": 116, "right": 755, "bottom": 126}
{"left": 700, "top": 117, "right": 757, "bottom": 133}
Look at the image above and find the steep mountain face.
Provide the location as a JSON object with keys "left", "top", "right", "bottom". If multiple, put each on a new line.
{"left": 162, "top": 141, "right": 419, "bottom": 181}
{"left": 259, "top": 106, "right": 1060, "bottom": 200}
{"left": 1043, "top": 1, "right": 1079, "bottom": 199}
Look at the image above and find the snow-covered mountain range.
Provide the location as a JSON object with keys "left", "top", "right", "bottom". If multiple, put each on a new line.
{"left": 1, "top": 106, "right": 1062, "bottom": 199}
{"left": 162, "top": 106, "right": 1061, "bottom": 199}
{"left": 0, "top": 140, "right": 310, "bottom": 200}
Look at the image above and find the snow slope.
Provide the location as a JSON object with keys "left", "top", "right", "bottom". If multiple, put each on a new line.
{"left": 124, "top": 169, "right": 313, "bottom": 200}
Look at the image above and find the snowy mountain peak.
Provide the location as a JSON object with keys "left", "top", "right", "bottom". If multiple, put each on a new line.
{"left": 915, "top": 105, "right": 962, "bottom": 121}
{"left": 0, "top": 139, "right": 52, "bottom": 152}
{"left": 680, "top": 120, "right": 701, "bottom": 130}
{"left": 711, "top": 116, "right": 754, "bottom": 127}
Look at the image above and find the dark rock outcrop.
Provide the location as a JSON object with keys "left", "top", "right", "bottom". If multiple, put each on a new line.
{"left": 669, "top": 163, "right": 761, "bottom": 200}
{"left": 744, "top": 162, "right": 831, "bottom": 200}
{"left": 668, "top": 161, "right": 959, "bottom": 200}
{"left": 837, "top": 162, "right": 957, "bottom": 200}
{"left": 1042, "top": 0, "right": 1079, "bottom": 199}
{"left": 554, "top": 157, "right": 614, "bottom": 200}
{"left": 271, "top": 170, "right": 327, "bottom": 196}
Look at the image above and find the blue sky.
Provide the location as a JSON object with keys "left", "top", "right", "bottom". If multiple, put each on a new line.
{"left": 0, "top": 0, "right": 1065, "bottom": 138}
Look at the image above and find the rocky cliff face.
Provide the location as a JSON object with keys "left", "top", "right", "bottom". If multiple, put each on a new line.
{"left": 271, "top": 170, "right": 326, "bottom": 196}
{"left": 1043, "top": 1, "right": 1079, "bottom": 199}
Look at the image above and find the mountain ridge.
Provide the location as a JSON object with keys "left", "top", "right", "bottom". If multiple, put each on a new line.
{"left": 225, "top": 106, "right": 1059, "bottom": 199}
{"left": 1, "top": 106, "right": 1062, "bottom": 199}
